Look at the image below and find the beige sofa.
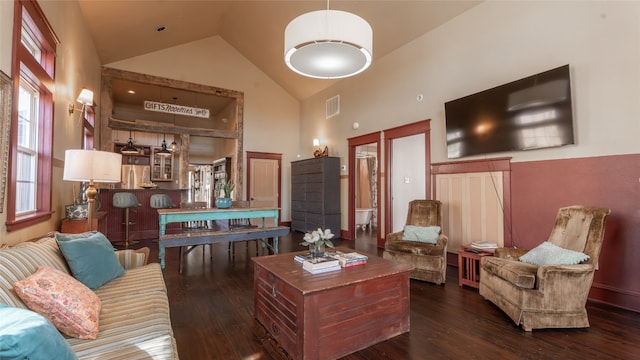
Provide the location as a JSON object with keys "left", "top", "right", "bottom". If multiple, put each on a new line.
{"left": 0, "top": 234, "right": 179, "bottom": 359}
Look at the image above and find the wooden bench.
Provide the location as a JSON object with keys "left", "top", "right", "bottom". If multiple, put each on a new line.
{"left": 162, "top": 226, "right": 289, "bottom": 272}
{"left": 160, "top": 226, "right": 290, "bottom": 272}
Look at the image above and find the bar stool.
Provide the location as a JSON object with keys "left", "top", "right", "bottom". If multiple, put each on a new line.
{"left": 150, "top": 194, "right": 174, "bottom": 210}
{"left": 150, "top": 194, "right": 174, "bottom": 242}
{"left": 112, "top": 192, "right": 140, "bottom": 249}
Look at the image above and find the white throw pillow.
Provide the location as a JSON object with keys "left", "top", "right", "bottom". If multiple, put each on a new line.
{"left": 402, "top": 225, "right": 440, "bottom": 244}
{"left": 519, "top": 241, "right": 589, "bottom": 266}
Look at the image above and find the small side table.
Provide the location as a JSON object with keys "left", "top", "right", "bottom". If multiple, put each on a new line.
{"left": 458, "top": 245, "right": 494, "bottom": 288}
{"left": 61, "top": 211, "right": 107, "bottom": 234}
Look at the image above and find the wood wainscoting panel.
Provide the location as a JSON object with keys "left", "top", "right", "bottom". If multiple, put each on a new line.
{"left": 435, "top": 171, "right": 504, "bottom": 252}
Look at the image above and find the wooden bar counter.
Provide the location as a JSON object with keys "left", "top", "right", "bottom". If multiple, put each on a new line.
{"left": 97, "top": 189, "right": 184, "bottom": 243}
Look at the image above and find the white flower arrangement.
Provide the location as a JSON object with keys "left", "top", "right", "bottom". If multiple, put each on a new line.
{"left": 300, "top": 228, "right": 335, "bottom": 248}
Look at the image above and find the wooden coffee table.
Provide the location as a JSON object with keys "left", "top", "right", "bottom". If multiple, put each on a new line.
{"left": 252, "top": 247, "right": 412, "bottom": 360}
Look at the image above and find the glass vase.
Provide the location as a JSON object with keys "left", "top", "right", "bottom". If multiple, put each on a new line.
{"left": 309, "top": 243, "right": 325, "bottom": 258}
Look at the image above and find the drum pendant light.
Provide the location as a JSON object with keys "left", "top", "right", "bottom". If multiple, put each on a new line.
{"left": 284, "top": 0, "right": 372, "bottom": 79}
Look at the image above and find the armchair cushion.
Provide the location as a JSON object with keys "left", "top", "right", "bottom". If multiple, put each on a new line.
{"left": 385, "top": 236, "right": 445, "bottom": 256}
{"left": 494, "top": 247, "right": 529, "bottom": 259}
{"left": 402, "top": 225, "right": 440, "bottom": 243}
{"left": 519, "top": 241, "right": 589, "bottom": 266}
{"left": 481, "top": 257, "right": 537, "bottom": 289}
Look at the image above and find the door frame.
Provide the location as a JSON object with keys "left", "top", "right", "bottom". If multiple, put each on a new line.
{"left": 383, "top": 119, "right": 432, "bottom": 247}
{"left": 347, "top": 131, "right": 382, "bottom": 243}
{"left": 246, "top": 151, "right": 282, "bottom": 224}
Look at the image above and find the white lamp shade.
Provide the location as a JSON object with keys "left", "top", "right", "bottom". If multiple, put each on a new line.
{"left": 76, "top": 88, "right": 94, "bottom": 105}
{"left": 63, "top": 150, "right": 122, "bottom": 183}
{"left": 313, "top": 138, "right": 320, "bottom": 147}
{"left": 285, "top": 10, "right": 372, "bottom": 79}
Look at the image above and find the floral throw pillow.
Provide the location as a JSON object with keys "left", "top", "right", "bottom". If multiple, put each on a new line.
{"left": 13, "top": 266, "right": 101, "bottom": 339}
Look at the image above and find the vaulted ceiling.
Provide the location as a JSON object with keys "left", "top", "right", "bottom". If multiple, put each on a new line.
{"left": 78, "top": 1, "right": 480, "bottom": 100}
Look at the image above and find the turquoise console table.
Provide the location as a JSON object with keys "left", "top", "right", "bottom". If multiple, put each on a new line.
{"left": 157, "top": 207, "right": 288, "bottom": 270}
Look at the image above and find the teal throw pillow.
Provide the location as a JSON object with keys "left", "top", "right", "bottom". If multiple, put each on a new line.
{"left": 0, "top": 303, "right": 78, "bottom": 360}
{"left": 402, "top": 225, "right": 441, "bottom": 244}
{"left": 55, "top": 231, "right": 125, "bottom": 290}
{"left": 519, "top": 241, "right": 590, "bottom": 266}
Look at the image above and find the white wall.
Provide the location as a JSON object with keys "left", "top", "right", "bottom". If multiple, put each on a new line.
{"left": 0, "top": 1, "right": 103, "bottom": 245}
{"left": 106, "top": 36, "right": 300, "bottom": 221}
{"left": 300, "top": 1, "right": 640, "bottom": 231}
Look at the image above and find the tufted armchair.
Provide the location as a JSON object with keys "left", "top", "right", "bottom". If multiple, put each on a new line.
{"left": 479, "top": 205, "right": 611, "bottom": 331}
{"left": 383, "top": 200, "right": 448, "bottom": 284}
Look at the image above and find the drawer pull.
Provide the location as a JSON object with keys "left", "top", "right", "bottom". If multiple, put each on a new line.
{"left": 272, "top": 285, "right": 277, "bottom": 298}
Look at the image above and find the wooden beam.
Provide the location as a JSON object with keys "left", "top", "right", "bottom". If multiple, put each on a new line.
{"left": 109, "top": 117, "right": 238, "bottom": 139}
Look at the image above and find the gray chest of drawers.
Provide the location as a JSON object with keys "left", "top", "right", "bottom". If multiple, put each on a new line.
{"left": 291, "top": 157, "right": 341, "bottom": 234}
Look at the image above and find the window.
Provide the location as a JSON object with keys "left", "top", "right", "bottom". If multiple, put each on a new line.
{"left": 16, "top": 82, "right": 39, "bottom": 215}
{"left": 20, "top": 27, "right": 41, "bottom": 62}
{"left": 6, "top": 0, "right": 59, "bottom": 231}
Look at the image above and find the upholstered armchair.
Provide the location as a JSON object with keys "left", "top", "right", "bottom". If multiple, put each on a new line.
{"left": 479, "top": 206, "right": 611, "bottom": 331}
{"left": 383, "top": 200, "right": 448, "bottom": 284}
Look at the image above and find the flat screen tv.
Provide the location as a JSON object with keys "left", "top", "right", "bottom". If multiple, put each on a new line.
{"left": 445, "top": 64, "right": 574, "bottom": 159}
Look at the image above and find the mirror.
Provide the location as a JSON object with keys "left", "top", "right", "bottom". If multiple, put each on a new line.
{"left": 99, "top": 67, "right": 244, "bottom": 195}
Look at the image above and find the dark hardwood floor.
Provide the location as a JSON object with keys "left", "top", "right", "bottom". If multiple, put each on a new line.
{"left": 138, "top": 231, "right": 640, "bottom": 359}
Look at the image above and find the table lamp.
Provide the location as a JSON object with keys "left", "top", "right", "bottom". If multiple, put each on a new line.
{"left": 63, "top": 149, "right": 122, "bottom": 231}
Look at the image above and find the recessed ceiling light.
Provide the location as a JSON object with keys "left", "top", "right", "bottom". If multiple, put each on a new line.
{"left": 127, "top": 90, "right": 136, "bottom": 94}
{"left": 156, "top": 26, "right": 166, "bottom": 32}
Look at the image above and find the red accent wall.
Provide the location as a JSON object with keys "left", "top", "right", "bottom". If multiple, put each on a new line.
{"left": 511, "top": 154, "right": 640, "bottom": 312}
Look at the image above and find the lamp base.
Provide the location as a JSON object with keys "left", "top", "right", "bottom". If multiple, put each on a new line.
{"left": 86, "top": 181, "right": 98, "bottom": 232}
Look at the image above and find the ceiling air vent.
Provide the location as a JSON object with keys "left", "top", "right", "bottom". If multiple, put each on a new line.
{"left": 326, "top": 95, "right": 340, "bottom": 119}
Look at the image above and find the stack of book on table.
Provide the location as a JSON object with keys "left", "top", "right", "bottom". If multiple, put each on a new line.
{"left": 294, "top": 253, "right": 316, "bottom": 263}
{"left": 327, "top": 251, "right": 368, "bottom": 267}
{"left": 469, "top": 241, "right": 498, "bottom": 252}
{"left": 302, "top": 256, "right": 341, "bottom": 274}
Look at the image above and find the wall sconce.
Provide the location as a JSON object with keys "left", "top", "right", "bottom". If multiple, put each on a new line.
{"left": 68, "top": 88, "right": 94, "bottom": 115}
